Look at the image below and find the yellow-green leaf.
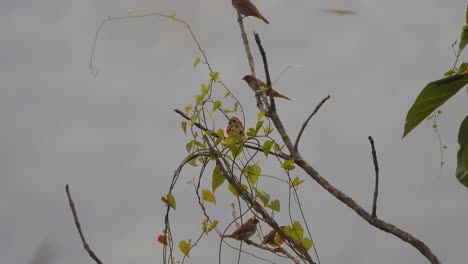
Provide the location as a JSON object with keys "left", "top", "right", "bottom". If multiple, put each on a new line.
{"left": 212, "top": 165, "right": 226, "bottom": 193}
{"left": 257, "top": 112, "right": 265, "bottom": 121}
{"left": 290, "top": 176, "right": 304, "bottom": 189}
{"left": 208, "top": 220, "right": 218, "bottom": 232}
{"left": 184, "top": 105, "right": 191, "bottom": 115}
{"left": 179, "top": 240, "right": 191, "bottom": 258}
{"left": 161, "top": 193, "right": 176, "bottom": 209}
{"left": 209, "top": 72, "right": 219, "bottom": 81}
{"left": 181, "top": 121, "right": 187, "bottom": 134}
{"left": 169, "top": 13, "right": 177, "bottom": 20}
{"left": 202, "top": 189, "right": 216, "bottom": 204}
{"left": 193, "top": 57, "right": 201, "bottom": 69}
{"left": 258, "top": 191, "right": 270, "bottom": 205}
{"left": 213, "top": 101, "right": 222, "bottom": 112}
{"left": 269, "top": 199, "right": 280, "bottom": 212}
{"left": 228, "top": 183, "right": 247, "bottom": 197}
{"left": 291, "top": 221, "right": 304, "bottom": 240}
{"left": 302, "top": 237, "right": 313, "bottom": 250}
{"left": 263, "top": 140, "right": 273, "bottom": 157}
{"left": 282, "top": 159, "right": 296, "bottom": 170}
{"left": 244, "top": 164, "right": 261, "bottom": 185}
{"left": 460, "top": 25, "right": 468, "bottom": 50}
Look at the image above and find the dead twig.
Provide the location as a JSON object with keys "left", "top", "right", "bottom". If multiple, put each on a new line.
{"left": 368, "top": 136, "right": 380, "bottom": 217}
{"left": 293, "top": 96, "right": 331, "bottom": 151}
{"left": 65, "top": 185, "right": 103, "bottom": 264}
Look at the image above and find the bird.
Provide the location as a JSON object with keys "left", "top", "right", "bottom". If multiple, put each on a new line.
{"left": 225, "top": 116, "right": 245, "bottom": 137}
{"left": 232, "top": 0, "right": 269, "bottom": 24}
{"left": 261, "top": 226, "right": 286, "bottom": 246}
{"left": 222, "top": 218, "right": 259, "bottom": 240}
{"left": 242, "top": 75, "right": 291, "bottom": 101}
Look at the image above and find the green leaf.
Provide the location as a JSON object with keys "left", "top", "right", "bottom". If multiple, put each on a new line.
{"left": 244, "top": 164, "right": 261, "bottom": 185}
{"left": 213, "top": 101, "right": 222, "bottom": 112}
{"left": 257, "top": 112, "right": 265, "bottom": 121}
{"left": 209, "top": 72, "right": 219, "bottom": 81}
{"left": 161, "top": 193, "right": 176, "bottom": 209}
{"left": 282, "top": 159, "right": 296, "bottom": 170}
{"left": 228, "top": 183, "right": 247, "bottom": 197}
{"left": 181, "top": 121, "right": 187, "bottom": 134}
{"left": 184, "top": 105, "right": 191, "bottom": 115}
{"left": 255, "top": 120, "right": 264, "bottom": 133}
{"left": 403, "top": 73, "right": 468, "bottom": 138}
{"left": 201, "top": 189, "right": 216, "bottom": 204}
{"left": 291, "top": 221, "right": 304, "bottom": 241}
{"left": 186, "top": 141, "right": 193, "bottom": 153}
{"left": 263, "top": 140, "right": 274, "bottom": 157}
{"left": 456, "top": 115, "right": 468, "bottom": 187}
{"left": 187, "top": 158, "right": 198, "bottom": 167}
{"left": 169, "top": 13, "right": 177, "bottom": 20}
{"left": 193, "top": 57, "right": 200, "bottom": 69}
{"left": 460, "top": 25, "right": 468, "bottom": 50}
{"left": 269, "top": 199, "right": 280, "bottom": 212}
{"left": 202, "top": 219, "right": 208, "bottom": 233}
{"left": 208, "top": 220, "right": 218, "bottom": 232}
{"left": 179, "top": 240, "right": 191, "bottom": 258}
{"left": 302, "top": 238, "right": 313, "bottom": 250}
{"left": 212, "top": 165, "right": 226, "bottom": 193}
{"left": 257, "top": 191, "right": 270, "bottom": 205}
{"left": 290, "top": 176, "right": 305, "bottom": 189}
{"left": 458, "top": 62, "right": 468, "bottom": 73}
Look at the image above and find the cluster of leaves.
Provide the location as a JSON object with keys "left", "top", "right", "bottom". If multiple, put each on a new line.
{"left": 403, "top": 5, "right": 468, "bottom": 187}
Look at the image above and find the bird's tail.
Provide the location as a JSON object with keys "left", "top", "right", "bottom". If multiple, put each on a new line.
{"left": 259, "top": 15, "right": 269, "bottom": 24}
{"left": 272, "top": 90, "right": 291, "bottom": 101}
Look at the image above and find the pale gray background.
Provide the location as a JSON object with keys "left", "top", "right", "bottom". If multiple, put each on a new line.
{"left": 1, "top": 0, "right": 468, "bottom": 263}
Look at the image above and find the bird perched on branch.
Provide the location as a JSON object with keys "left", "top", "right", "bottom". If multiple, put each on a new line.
{"left": 242, "top": 75, "right": 291, "bottom": 101}
{"left": 222, "top": 218, "right": 259, "bottom": 240}
{"left": 232, "top": 0, "right": 269, "bottom": 24}
{"left": 225, "top": 116, "right": 245, "bottom": 137}
{"left": 261, "top": 226, "right": 287, "bottom": 246}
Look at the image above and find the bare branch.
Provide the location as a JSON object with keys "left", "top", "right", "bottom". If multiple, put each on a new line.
{"left": 236, "top": 11, "right": 255, "bottom": 76}
{"left": 368, "top": 136, "right": 380, "bottom": 217}
{"left": 254, "top": 33, "right": 276, "bottom": 113}
{"left": 293, "top": 96, "right": 331, "bottom": 151}
{"left": 252, "top": 32, "right": 440, "bottom": 264}
{"left": 65, "top": 185, "right": 103, "bottom": 264}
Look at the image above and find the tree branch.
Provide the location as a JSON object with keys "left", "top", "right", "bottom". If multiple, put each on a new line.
{"left": 293, "top": 95, "right": 331, "bottom": 151}
{"left": 65, "top": 185, "right": 103, "bottom": 264}
{"left": 253, "top": 34, "right": 440, "bottom": 264}
{"left": 368, "top": 136, "right": 380, "bottom": 217}
{"left": 254, "top": 33, "right": 276, "bottom": 113}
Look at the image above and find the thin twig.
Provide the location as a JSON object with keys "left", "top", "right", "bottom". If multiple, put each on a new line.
{"left": 293, "top": 95, "right": 331, "bottom": 151}
{"left": 254, "top": 33, "right": 276, "bottom": 113}
{"left": 236, "top": 11, "right": 255, "bottom": 76}
{"left": 368, "top": 136, "right": 380, "bottom": 217}
{"left": 65, "top": 185, "right": 103, "bottom": 264}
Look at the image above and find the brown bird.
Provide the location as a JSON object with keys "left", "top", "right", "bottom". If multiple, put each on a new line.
{"left": 261, "top": 226, "right": 286, "bottom": 246}
{"left": 232, "top": 0, "right": 269, "bottom": 24}
{"left": 222, "top": 218, "right": 259, "bottom": 240}
{"left": 225, "top": 116, "right": 245, "bottom": 137}
{"left": 242, "top": 75, "right": 291, "bottom": 101}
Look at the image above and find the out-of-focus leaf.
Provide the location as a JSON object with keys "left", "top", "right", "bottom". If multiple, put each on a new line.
{"left": 456, "top": 115, "right": 468, "bottom": 187}
{"left": 302, "top": 237, "right": 313, "bottom": 250}
{"left": 258, "top": 191, "right": 270, "bottom": 205}
{"left": 193, "top": 57, "right": 201, "bottom": 69}
{"left": 179, "top": 240, "right": 191, "bottom": 258}
{"left": 212, "top": 165, "right": 226, "bottom": 193}
{"left": 290, "top": 176, "right": 305, "bottom": 189}
{"left": 269, "top": 199, "right": 280, "bottom": 212}
{"left": 281, "top": 159, "right": 296, "bottom": 170}
{"left": 263, "top": 140, "right": 273, "bottom": 157}
{"left": 244, "top": 164, "right": 261, "bottom": 185}
{"left": 161, "top": 193, "right": 176, "bottom": 209}
{"left": 201, "top": 189, "right": 216, "bottom": 204}
{"left": 403, "top": 73, "right": 468, "bottom": 138}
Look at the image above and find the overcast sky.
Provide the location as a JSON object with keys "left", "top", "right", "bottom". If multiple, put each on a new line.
{"left": 1, "top": 0, "right": 468, "bottom": 264}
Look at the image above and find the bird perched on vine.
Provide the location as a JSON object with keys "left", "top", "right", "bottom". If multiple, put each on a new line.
{"left": 222, "top": 218, "right": 259, "bottom": 240}
{"left": 242, "top": 75, "right": 291, "bottom": 101}
{"left": 225, "top": 116, "right": 245, "bottom": 137}
{"left": 232, "top": 0, "right": 269, "bottom": 24}
{"left": 261, "top": 226, "right": 287, "bottom": 246}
